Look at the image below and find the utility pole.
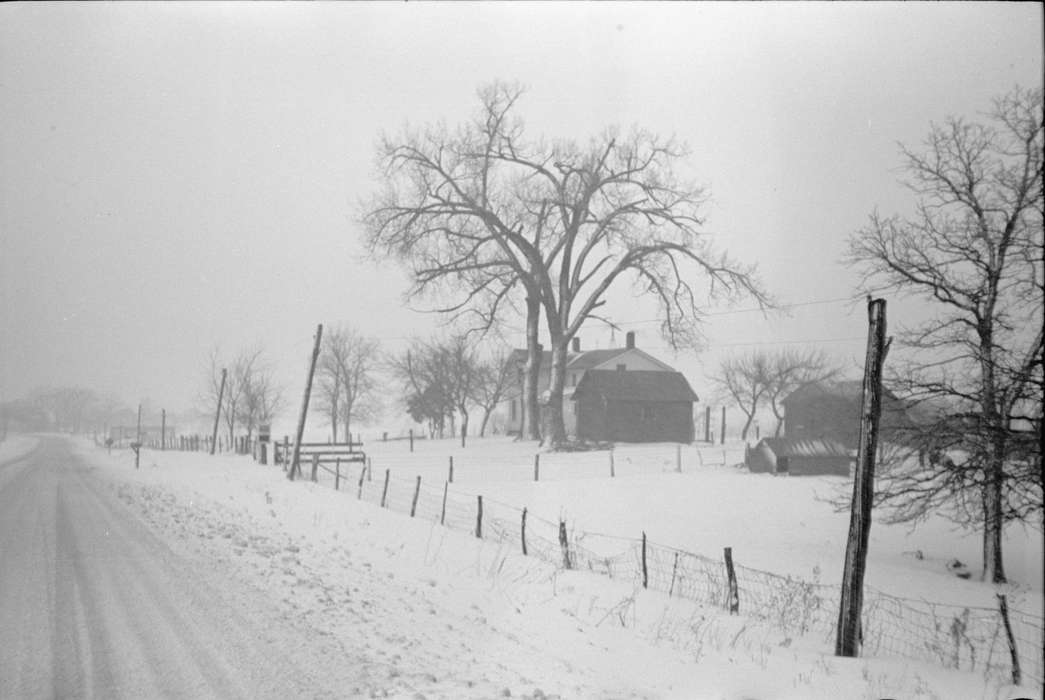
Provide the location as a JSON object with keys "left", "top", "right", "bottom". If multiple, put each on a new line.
{"left": 836, "top": 298, "right": 890, "bottom": 657}
{"left": 289, "top": 324, "right": 323, "bottom": 480}
{"left": 210, "top": 368, "right": 227, "bottom": 456}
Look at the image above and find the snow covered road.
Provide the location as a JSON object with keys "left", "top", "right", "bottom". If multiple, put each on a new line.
{"left": 0, "top": 437, "right": 352, "bottom": 699}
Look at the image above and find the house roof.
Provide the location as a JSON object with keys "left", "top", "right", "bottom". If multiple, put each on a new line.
{"left": 566, "top": 348, "right": 630, "bottom": 370}
{"left": 758, "top": 437, "right": 851, "bottom": 458}
{"left": 574, "top": 370, "right": 699, "bottom": 403}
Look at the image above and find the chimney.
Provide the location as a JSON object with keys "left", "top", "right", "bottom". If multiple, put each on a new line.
{"left": 572, "top": 337, "right": 580, "bottom": 352}
{"left": 625, "top": 331, "right": 635, "bottom": 349}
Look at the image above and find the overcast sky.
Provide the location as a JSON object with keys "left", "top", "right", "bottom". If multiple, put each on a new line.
{"left": 1, "top": 2, "right": 1042, "bottom": 427}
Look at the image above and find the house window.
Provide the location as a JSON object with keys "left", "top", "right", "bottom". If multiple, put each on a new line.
{"left": 642, "top": 406, "right": 655, "bottom": 421}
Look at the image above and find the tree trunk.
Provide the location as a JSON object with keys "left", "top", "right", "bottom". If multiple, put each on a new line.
{"left": 523, "top": 295, "right": 542, "bottom": 441}
{"left": 546, "top": 333, "right": 568, "bottom": 446}
{"left": 740, "top": 411, "right": 755, "bottom": 441}
{"left": 478, "top": 407, "right": 492, "bottom": 437}
{"left": 982, "top": 450, "right": 1007, "bottom": 583}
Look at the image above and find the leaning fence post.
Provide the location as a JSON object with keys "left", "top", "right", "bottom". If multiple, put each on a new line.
{"left": 380, "top": 469, "right": 390, "bottom": 508}
{"left": 448, "top": 456, "right": 454, "bottom": 483}
{"left": 559, "top": 520, "right": 572, "bottom": 570}
{"left": 521, "top": 507, "right": 528, "bottom": 556}
{"left": 533, "top": 453, "right": 540, "bottom": 482}
{"left": 724, "top": 546, "right": 739, "bottom": 614}
{"left": 475, "top": 495, "right": 483, "bottom": 538}
{"left": 410, "top": 475, "right": 421, "bottom": 517}
{"left": 357, "top": 466, "right": 365, "bottom": 499}
{"left": 997, "top": 593, "right": 1022, "bottom": 686}
{"left": 440, "top": 481, "right": 448, "bottom": 525}
{"left": 641, "top": 531, "right": 648, "bottom": 588}
{"left": 669, "top": 551, "right": 680, "bottom": 597}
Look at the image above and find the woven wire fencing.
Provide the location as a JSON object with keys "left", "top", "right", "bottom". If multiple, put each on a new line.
{"left": 306, "top": 458, "right": 1043, "bottom": 689}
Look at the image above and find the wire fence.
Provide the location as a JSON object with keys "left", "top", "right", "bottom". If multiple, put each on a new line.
{"left": 301, "top": 456, "right": 1043, "bottom": 690}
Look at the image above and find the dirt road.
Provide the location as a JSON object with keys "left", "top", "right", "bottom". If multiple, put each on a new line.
{"left": 0, "top": 436, "right": 350, "bottom": 699}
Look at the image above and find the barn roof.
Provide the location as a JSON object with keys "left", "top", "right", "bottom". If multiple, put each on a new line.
{"left": 781, "top": 380, "right": 901, "bottom": 405}
{"left": 758, "top": 437, "right": 851, "bottom": 458}
{"left": 574, "top": 370, "right": 699, "bottom": 403}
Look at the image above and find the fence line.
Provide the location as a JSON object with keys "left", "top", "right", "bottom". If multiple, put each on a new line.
{"left": 302, "top": 457, "right": 1043, "bottom": 689}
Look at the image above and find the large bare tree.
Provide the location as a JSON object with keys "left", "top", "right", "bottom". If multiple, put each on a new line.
{"left": 846, "top": 86, "right": 1043, "bottom": 583}
{"left": 366, "top": 82, "right": 764, "bottom": 447}
{"left": 315, "top": 326, "right": 380, "bottom": 443}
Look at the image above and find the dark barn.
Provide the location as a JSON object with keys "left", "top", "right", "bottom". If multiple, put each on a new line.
{"left": 573, "top": 370, "right": 698, "bottom": 443}
{"left": 746, "top": 437, "right": 852, "bottom": 476}
{"left": 782, "top": 381, "right": 912, "bottom": 449}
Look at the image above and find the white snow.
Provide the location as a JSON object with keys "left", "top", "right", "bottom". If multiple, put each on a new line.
{"left": 0, "top": 434, "right": 39, "bottom": 464}
{"left": 73, "top": 435, "right": 1042, "bottom": 699}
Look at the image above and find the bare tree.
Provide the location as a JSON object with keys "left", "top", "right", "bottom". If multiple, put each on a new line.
{"left": 365, "top": 82, "right": 765, "bottom": 447}
{"left": 315, "top": 326, "right": 381, "bottom": 443}
{"left": 765, "top": 348, "right": 842, "bottom": 436}
{"left": 200, "top": 347, "right": 270, "bottom": 445}
{"left": 713, "top": 351, "right": 772, "bottom": 441}
{"left": 388, "top": 335, "right": 479, "bottom": 439}
{"left": 238, "top": 357, "right": 284, "bottom": 441}
{"left": 470, "top": 349, "right": 514, "bottom": 437}
{"left": 846, "top": 86, "right": 1043, "bottom": 583}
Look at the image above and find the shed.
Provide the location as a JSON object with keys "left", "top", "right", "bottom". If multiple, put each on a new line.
{"left": 782, "top": 381, "right": 912, "bottom": 449}
{"left": 746, "top": 437, "right": 852, "bottom": 476}
{"left": 572, "top": 369, "right": 698, "bottom": 443}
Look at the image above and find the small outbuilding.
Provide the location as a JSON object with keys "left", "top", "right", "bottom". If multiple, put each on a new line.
{"left": 746, "top": 437, "right": 852, "bottom": 476}
{"left": 572, "top": 369, "right": 698, "bottom": 443}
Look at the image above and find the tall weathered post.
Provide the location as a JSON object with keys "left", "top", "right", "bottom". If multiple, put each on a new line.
{"left": 836, "top": 298, "right": 889, "bottom": 657}
{"left": 210, "top": 368, "right": 227, "bottom": 455}
{"left": 720, "top": 405, "right": 726, "bottom": 445}
{"left": 289, "top": 324, "right": 323, "bottom": 481}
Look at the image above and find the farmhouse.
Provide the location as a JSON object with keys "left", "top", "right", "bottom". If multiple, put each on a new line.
{"left": 781, "top": 380, "right": 912, "bottom": 449}
{"left": 504, "top": 331, "right": 698, "bottom": 442}
{"left": 572, "top": 369, "right": 698, "bottom": 443}
{"left": 746, "top": 437, "right": 852, "bottom": 476}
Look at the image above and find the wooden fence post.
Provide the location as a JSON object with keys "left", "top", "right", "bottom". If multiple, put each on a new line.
{"left": 448, "top": 456, "right": 454, "bottom": 484}
{"left": 409, "top": 428, "right": 413, "bottom": 452}
{"left": 641, "top": 531, "right": 648, "bottom": 588}
{"left": 533, "top": 453, "right": 540, "bottom": 482}
{"left": 334, "top": 458, "right": 340, "bottom": 490}
{"left": 283, "top": 436, "right": 289, "bottom": 472}
{"left": 475, "top": 495, "right": 483, "bottom": 538}
{"left": 380, "top": 469, "right": 390, "bottom": 508}
{"left": 705, "top": 405, "right": 712, "bottom": 443}
{"left": 310, "top": 454, "right": 319, "bottom": 482}
{"left": 560, "top": 520, "right": 572, "bottom": 570}
{"left": 461, "top": 424, "right": 466, "bottom": 448}
{"left": 720, "top": 405, "right": 726, "bottom": 445}
{"left": 836, "top": 298, "right": 889, "bottom": 657}
{"left": 357, "top": 468, "right": 366, "bottom": 500}
{"left": 997, "top": 594, "right": 1022, "bottom": 686}
{"left": 521, "top": 507, "right": 528, "bottom": 556}
{"left": 440, "top": 482, "right": 448, "bottom": 525}
{"left": 260, "top": 441, "right": 267, "bottom": 465}
{"left": 724, "top": 546, "right": 739, "bottom": 614}
{"left": 676, "top": 444, "right": 682, "bottom": 472}
{"left": 366, "top": 456, "right": 372, "bottom": 481}
{"left": 410, "top": 476, "right": 421, "bottom": 517}
{"left": 609, "top": 449, "right": 615, "bottom": 478}
{"left": 669, "top": 551, "right": 680, "bottom": 597}
{"left": 161, "top": 409, "right": 166, "bottom": 451}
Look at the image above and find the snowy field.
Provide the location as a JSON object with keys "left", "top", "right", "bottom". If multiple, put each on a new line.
{"left": 67, "top": 433, "right": 1043, "bottom": 699}
{"left": 0, "top": 434, "right": 39, "bottom": 465}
